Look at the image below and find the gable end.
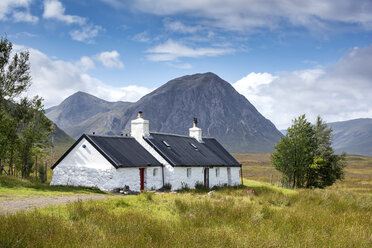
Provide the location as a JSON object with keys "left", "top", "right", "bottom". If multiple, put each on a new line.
{"left": 51, "top": 134, "right": 119, "bottom": 170}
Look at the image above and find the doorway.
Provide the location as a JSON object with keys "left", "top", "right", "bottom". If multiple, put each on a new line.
{"left": 204, "top": 168, "right": 209, "bottom": 188}
{"left": 139, "top": 168, "right": 145, "bottom": 191}
{"left": 227, "top": 168, "right": 232, "bottom": 186}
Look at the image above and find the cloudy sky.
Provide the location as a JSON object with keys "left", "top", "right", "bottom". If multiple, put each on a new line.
{"left": 1, "top": 0, "right": 372, "bottom": 129}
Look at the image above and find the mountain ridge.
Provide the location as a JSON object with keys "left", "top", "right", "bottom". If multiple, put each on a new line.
{"left": 328, "top": 118, "right": 372, "bottom": 156}
{"left": 46, "top": 72, "right": 283, "bottom": 153}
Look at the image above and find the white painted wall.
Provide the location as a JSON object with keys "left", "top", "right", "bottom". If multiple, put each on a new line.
{"left": 170, "top": 167, "right": 204, "bottom": 189}
{"left": 168, "top": 166, "right": 241, "bottom": 190}
{"left": 51, "top": 137, "right": 163, "bottom": 192}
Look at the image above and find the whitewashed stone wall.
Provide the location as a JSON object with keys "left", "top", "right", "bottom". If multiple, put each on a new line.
{"left": 230, "top": 167, "right": 241, "bottom": 186}
{"left": 168, "top": 166, "right": 241, "bottom": 190}
{"left": 50, "top": 137, "right": 163, "bottom": 192}
{"left": 170, "top": 167, "right": 204, "bottom": 189}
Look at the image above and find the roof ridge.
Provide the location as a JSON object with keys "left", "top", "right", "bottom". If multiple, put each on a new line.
{"left": 150, "top": 132, "right": 194, "bottom": 138}
{"left": 86, "top": 133, "right": 134, "bottom": 139}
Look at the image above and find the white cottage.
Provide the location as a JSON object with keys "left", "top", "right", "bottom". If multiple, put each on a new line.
{"left": 51, "top": 112, "right": 242, "bottom": 191}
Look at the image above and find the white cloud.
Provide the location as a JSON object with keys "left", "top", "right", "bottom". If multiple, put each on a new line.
{"left": 233, "top": 45, "right": 372, "bottom": 129}
{"left": 77, "top": 56, "right": 95, "bottom": 71}
{"left": 163, "top": 19, "right": 202, "bottom": 34}
{"left": 0, "top": 0, "right": 38, "bottom": 23}
{"left": 146, "top": 39, "right": 234, "bottom": 61}
{"left": 69, "top": 25, "right": 103, "bottom": 43}
{"left": 233, "top": 72, "right": 277, "bottom": 115}
{"left": 132, "top": 31, "right": 150, "bottom": 43}
{"left": 12, "top": 10, "right": 38, "bottom": 23}
{"left": 43, "top": 0, "right": 85, "bottom": 25}
{"left": 23, "top": 48, "right": 149, "bottom": 107}
{"left": 131, "top": 0, "right": 372, "bottom": 31}
{"left": 95, "top": 50, "right": 124, "bottom": 68}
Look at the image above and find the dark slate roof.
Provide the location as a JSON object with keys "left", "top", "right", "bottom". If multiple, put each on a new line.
{"left": 144, "top": 133, "right": 241, "bottom": 167}
{"left": 202, "top": 138, "right": 241, "bottom": 166}
{"left": 52, "top": 134, "right": 162, "bottom": 169}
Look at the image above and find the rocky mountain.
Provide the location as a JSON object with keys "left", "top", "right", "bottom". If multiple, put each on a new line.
{"left": 46, "top": 73, "right": 283, "bottom": 153}
{"left": 46, "top": 91, "right": 131, "bottom": 134}
{"left": 328, "top": 118, "right": 372, "bottom": 156}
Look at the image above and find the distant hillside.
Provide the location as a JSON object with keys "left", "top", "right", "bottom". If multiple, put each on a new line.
{"left": 47, "top": 73, "right": 282, "bottom": 153}
{"left": 51, "top": 123, "right": 75, "bottom": 156}
{"left": 46, "top": 91, "right": 131, "bottom": 131}
{"left": 328, "top": 118, "right": 372, "bottom": 156}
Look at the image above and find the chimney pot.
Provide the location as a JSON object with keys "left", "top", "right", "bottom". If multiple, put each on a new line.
{"left": 131, "top": 111, "right": 150, "bottom": 141}
{"left": 189, "top": 117, "right": 202, "bottom": 142}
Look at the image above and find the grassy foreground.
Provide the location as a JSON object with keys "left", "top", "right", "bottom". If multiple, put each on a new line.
{"left": 0, "top": 154, "right": 371, "bottom": 247}
{"left": 0, "top": 175, "right": 105, "bottom": 201}
{"left": 0, "top": 182, "right": 371, "bottom": 247}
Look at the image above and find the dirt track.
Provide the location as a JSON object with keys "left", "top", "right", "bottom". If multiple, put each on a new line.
{"left": 0, "top": 194, "right": 120, "bottom": 215}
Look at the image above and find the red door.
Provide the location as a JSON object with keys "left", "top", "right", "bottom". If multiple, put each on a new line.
{"left": 139, "top": 168, "right": 145, "bottom": 191}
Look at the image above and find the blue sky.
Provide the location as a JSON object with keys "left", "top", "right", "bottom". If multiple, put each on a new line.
{"left": 1, "top": 0, "right": 372, "bottom": 129}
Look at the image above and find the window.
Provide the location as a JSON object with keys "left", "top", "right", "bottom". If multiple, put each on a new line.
{"left": 162, "top": 140, "right": 171, "bottom": 148}
{"left": 187, "top": 168, "right": 192, "bottom": 178}
{"left": 215, "top": 168, "right": 220, "bottom": 177}
{"left": 153, "top": 168, "right": 158, "bottom": 177}
{"left": 189, "top": 142, "right": 198, "bottom": 150}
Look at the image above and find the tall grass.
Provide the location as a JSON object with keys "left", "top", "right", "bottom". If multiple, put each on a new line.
{"left": 0, "top": 175, "right": 105, "bottom": 200}
{"left": 1, "top": 184, "right": 371, "bottom": 247}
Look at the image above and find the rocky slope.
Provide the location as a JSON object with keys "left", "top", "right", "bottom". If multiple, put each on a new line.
{"left": 328, "top": 118, "right": 372, "bottom": 156}
{"left": 47, "top": 73, "right": 283, "bottom": 153}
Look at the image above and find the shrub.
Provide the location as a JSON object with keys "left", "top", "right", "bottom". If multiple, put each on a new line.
{"left": 161, "top": 182, "right": 172, "bottom": 191}
{"left": 194, "top": 181, "right": 208, "bottom": 191}
{"left": 180, "top": 182, "right": 190, "bottom": 191}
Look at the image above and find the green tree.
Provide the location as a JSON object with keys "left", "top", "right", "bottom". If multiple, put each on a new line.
{"left": 0, "top": 37, "right": 31, "bottom": 107}
{"left": 307, "top": 116, "right": 346, "bottom": 188}
{"left": 0, "top": 36, "right": 52, "bottom": 178}
{"left": 271, "top": 115, "right": 315, "bottom": 188}
{"left": 271, "top": 115, "right": 345, "bottom": 188}
{"left": 17, "top": 97, "right": 52, "bottom": 178}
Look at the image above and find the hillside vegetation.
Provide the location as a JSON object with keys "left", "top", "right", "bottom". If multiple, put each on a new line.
{"left": 0, "top": 155, "right": 371, "bottom": 247}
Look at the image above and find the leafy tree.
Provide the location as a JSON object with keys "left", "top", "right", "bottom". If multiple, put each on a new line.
{"left": 17, "top": 97, "right": 52, "bottom": 177}
{"left": 271, "top": 115, "right": 315, "bottom": 188}
{"left": 307, "top": 116, "right": 346, "bottom": 188}
{"left": 0, "top": 36, "right": 53, "bottom": 178}
{"left": 0, "top": 37, "right": 31, "bottom": 107}
{"left": 271, "top": 115, "right": 345, "bottom": 188}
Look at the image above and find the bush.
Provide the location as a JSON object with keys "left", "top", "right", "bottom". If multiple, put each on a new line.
{"left": 161, "top": 182, "right": 172, "bottom": 191}
{"left": 180, "top": 182, "right": 190, "bottom": 191}
{"left": 194, "top": 181, "right": 208, "bottom": 190}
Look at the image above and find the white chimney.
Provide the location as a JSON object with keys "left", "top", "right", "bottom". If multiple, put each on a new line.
{"left": 189, "top": 117, "right": 202, "bottom": 142}
{"left": 131, "top": 111, "right": 150, "bottom": 141}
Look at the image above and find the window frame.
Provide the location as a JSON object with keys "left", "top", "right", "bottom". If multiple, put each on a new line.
{"left": 187, "top": 168, "right": 192, "bottom": 178}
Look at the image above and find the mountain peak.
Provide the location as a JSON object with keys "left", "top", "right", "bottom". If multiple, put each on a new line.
{"left": 47, "top": 72, "right": 282, "bottom": 153}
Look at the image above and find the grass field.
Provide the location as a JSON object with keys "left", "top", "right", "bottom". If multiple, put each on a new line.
{"left": 0, "top": 175, "right": 105, "bottom": 202}
{"left": 0, "top": 154, "right": 371, "bottom": 247}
